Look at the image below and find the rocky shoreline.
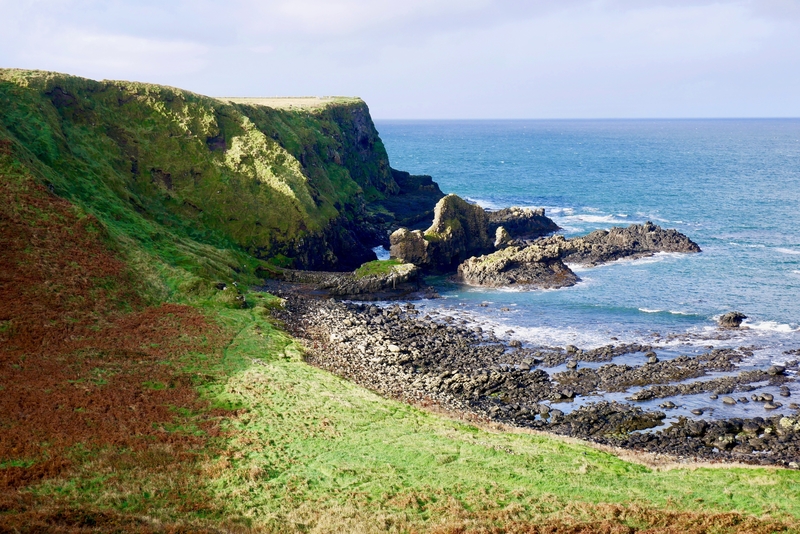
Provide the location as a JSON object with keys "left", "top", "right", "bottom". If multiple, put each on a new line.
{"left": 268, "top": 289, "right": 800, "bottom": 468}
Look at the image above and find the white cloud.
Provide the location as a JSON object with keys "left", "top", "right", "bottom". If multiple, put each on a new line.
{"left": 0, "top": 0, "right": 798, "bottom": 117}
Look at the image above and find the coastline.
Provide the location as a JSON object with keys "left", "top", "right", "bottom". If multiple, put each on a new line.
{"left": 268, "top": 285, "right": 800, "bottom": 469}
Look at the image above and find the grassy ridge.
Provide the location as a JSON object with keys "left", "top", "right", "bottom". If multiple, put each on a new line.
{"left": 0, "top": 69, "right": 394, "bottom": 272}
{"left": 2, "top": 71, "right": 800, "bottom": 532}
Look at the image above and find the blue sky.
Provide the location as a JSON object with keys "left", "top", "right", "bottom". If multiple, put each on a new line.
{"left": 1, "top": 0, "right": 799, "bottom": 119}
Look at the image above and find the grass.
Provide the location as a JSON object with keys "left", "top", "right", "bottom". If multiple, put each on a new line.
{"left": 354, "top": 258, "right": 403, "bottom": 278}
{"left": 2, "top": 69, "right": 800, "bottom": 533}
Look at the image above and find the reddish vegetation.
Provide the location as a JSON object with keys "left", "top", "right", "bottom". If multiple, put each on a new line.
{"left": 0, "top": 171, "right": 228, "bottom": 524}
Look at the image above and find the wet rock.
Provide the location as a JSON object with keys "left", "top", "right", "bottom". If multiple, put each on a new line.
{"left": 537, "top": 221, "right": 701, "bottom": 266}
{"left": 718, "top": 312, "right": 747, "bottom": 329}
{"left": 721, "top": 396, "right": 737, "bottom": 405}
{"left": 768, "top": 365, "right": 786, "bottom": 376}
{"left": 691, "top": 409, "right": 704, "bottom": 416}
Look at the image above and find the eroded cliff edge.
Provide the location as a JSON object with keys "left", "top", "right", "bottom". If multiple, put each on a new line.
{"left": 0, "top": 69, "right": 441, "bottom": 272}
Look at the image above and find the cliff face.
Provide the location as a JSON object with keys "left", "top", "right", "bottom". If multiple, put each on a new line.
{"left": 0, "top": 69, "right": 402, "bottom": 271}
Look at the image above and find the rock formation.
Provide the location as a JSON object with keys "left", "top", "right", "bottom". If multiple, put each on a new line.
{"left": 718, "top": 311, "right": 747, "bottom": 329}
{"left": 486, "top": 207, "right": 560, "bottom": 238}
{"left": 546, "top": 221, "right": 701, "bottom": 266}
{"left": 456, "top": 243, "right": 578, "bottom": 289}
{"left": 279, "top": 262, "right": 420, "bottom": 299}
{"left": 456, "top": 222, "right": 701, "bottom": 289}
{"left": 390, "top": 194, "right": 561, "bottom": 272}
{"left": 390, "top": 194, "right": 493, "bottom": 272}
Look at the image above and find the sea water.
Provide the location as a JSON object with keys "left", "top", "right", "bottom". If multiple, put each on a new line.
{"left": 375, "top": 119, "right": 800, "bottom": 418}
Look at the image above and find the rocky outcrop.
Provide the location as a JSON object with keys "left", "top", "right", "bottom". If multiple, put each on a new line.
{"left": 455, "top": 222, "right": 700, "bottom": 289}
{"left": 719, "top": 311, "right": 747, "bottom": 329}
{"left": 277, "top": 262, "right": 420, "bottom": 299}
{"left": 546, "top": 221, "right": 701, "bottom": 266}
{"left": 373, "top": 169, "right": 445, "bottom": 230}
{"left": 456, "top": 243, "right": 578, "bottom": 289}
{"left": 390, "top": 194, "right": 493, "bottom": 272}
{"left": 486, "top": 207, "right": 560, "bottom": 238}
{"left": 390, "top": 194, "right": 560, "bottom": 272}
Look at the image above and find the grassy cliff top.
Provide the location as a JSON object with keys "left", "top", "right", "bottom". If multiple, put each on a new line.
{"left": 218, "top": 96, "right": 363, "bottom": 110}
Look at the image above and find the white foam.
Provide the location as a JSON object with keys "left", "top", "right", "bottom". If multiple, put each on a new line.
{"left": 372, "top": 246, "right": 391, "bottom": 261}
{"left": 744, "top": 321, "right": 800, "bottom": 333}
{"left": 491, "top": 323, "right": 624, "bottom": 350}
{"left": 639, "top": 308, "right": 663, "bottom": 313}
{"left": 560, "top": 214, "right": 636, "bottom": 225}
{"left": 728, "top": 242, "right": 766, "bottom": 248}
{"left": 567, "top": 251, "right": 685, "bottom": 271}
{"left": 545, "top": 206, "right": 575, "bottom": 216}
{"left": 776, "top": 248, "right": 800, "bottom": 256}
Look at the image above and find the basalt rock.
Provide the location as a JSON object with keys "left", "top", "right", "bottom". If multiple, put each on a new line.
{"left": 541, "top": 221, "right": 701, "bottom": 266}
{"left": 454, "top": 221, "right": 700, "bottom": 289}
{"left": 390, "top": 194, "right": 560, "bottom": 272}
{"left": 718, "top": 311, "right": 747, "bottom": 329}
{"left": 486, "top": 206, "right": 560, "bottom": 239}
{"left": 390, "top": 195, "right": 493, "bottom": 272}
{"left": 276, "top": 262, "right": 420, "bottom": 299}
{"left": 455, "top": 242, "right": 579, "bottom": 289}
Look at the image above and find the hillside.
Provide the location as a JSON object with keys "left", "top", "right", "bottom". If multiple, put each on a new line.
{"left": 1, "top": 70, "right": 799, "bottom": 533}
{"left": 0, "top": 69, "right": 406, "bottom": 273}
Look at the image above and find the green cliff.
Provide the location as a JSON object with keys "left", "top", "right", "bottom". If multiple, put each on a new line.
{"left": 0, "top": 69, "right": 401, "bottom": 272}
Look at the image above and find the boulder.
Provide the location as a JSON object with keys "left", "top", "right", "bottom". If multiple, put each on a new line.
{"left": 718, "top": 311, "right": 747, "bottom": 329}
{"left": 494, "top": 226, "right": 513, "bottom": 249}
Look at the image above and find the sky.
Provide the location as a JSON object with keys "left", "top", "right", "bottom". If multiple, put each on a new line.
{"left": 1, "top": 0, "right": 799, "bottom": 119}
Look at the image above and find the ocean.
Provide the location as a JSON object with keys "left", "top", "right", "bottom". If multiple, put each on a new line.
{"left": 375, "top": 119, "right": 800, "bottom": 419}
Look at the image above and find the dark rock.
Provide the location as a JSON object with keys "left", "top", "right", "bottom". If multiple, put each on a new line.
{"left": 718, "top": 312, "right": 747, "bottom": 329}
{"left": 390, "top": 194, "right": 492, "bottom": 272}
{"left": 768, "top": 365, "right": 786, "bottom": 376}
{"left": 536, "top": 221, "right": 701, "bottom": 267}
{"left": 485, "top": 206, "right": 559, "bottom": 239}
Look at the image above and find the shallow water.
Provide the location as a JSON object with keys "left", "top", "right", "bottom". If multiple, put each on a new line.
{"left": 376, "top": 119, "right": 800, "bottom": 423}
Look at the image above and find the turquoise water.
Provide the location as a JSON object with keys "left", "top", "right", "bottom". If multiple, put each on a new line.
{"left": 376, "top": 119, "right": 800, "bottom": 363}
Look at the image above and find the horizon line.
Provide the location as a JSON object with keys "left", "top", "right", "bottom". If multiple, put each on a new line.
{"left": 372, "top": 116, "right": 800, "bottom": 121}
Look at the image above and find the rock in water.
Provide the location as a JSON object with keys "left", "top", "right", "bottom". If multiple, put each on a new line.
{"left": 390, "top": 195, "right": 560, "bottom": 272}
{"left": 455, "top": 242, "right": 579, "bottom": 289}
{"left": 536, "top": 221, "right": 701, "bottom": 266}
{"left": 454, "top": 221, "right": 699, "bottom": 289}
{"left": 486, "top": 206, "right": 560, "bottom": 239}
{"left": 718, "top": 311, "right": 747, "bottom": 329}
